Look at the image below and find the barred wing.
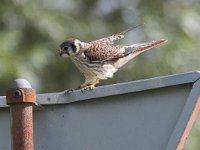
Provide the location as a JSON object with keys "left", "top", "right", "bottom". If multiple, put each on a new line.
{"left": 90, "top": 24, "right": 144, "bottom": 45}
{"left": 85, "top": 39, "right": 167, "bottom": 62}
{"left": 83, "top": 45, "right": 125, "bottom": 62}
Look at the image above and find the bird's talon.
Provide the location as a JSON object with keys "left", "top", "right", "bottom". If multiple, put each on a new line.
{"left": 81, "top": 88, "right": 88, "bottom": 94}
{"left": 80, "top": 86, "right": 93, "bottom": 94}
{"left": 81, "top": 89, "right": 85, "bottom": 94}
{"left": 65, "top": 88, "right": 75, "bottom": 94}
{"left": 89, "top": 85, "right": 95, "bottom": 90}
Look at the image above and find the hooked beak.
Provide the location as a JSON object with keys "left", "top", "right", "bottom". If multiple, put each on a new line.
{"left": 59, "top": 48, "right": 64, "bottom": 56}
{"left": 59, "top": 49, "right": 70, "bottom": 56}
{"left": 59, "top": 51, "right": 64, "bottom": 56}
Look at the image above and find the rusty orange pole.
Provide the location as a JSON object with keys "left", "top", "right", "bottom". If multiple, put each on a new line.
{"left": 6, "top": 79, "right": 36, "bottom": 150}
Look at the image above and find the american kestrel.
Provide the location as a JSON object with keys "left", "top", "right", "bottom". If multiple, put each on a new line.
{"left": 59, "top": 26, "right": 167, "bottom": 92}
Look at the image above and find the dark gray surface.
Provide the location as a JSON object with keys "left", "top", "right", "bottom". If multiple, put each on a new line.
{"left": 0, "top": 71, "right": 200, "bottom": 150}
{"left": 33, "top": 85, "right": 192, "bottom": 150}
{"left": 0, "top": 108, "right": 11, "bottom": 150}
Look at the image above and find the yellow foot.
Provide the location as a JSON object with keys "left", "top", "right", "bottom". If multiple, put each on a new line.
{"left": 80, "top": 85, "right": 95, "bottom": 93}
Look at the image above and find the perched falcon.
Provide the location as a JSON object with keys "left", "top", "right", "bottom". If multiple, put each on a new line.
{"left": 59, "top": 26, "right": 167, "bottom": 92}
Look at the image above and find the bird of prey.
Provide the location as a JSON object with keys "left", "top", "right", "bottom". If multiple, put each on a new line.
{"left": 59, "top": 25, "right": 167, "bottom": 92}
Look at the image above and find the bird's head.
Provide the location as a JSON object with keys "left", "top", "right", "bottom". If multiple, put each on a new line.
{"left": 59, "top": 38, "right": 82, "bottom": 57}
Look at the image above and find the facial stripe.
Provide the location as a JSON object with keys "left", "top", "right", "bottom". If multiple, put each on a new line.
{"left": 70, "top": 43, "right": 76, "bottom": 53}
{"left": 78, "top": 43, "right": 82, "bottom": 49}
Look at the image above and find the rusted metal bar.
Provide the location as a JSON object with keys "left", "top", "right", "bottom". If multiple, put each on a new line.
{"left": 176, "top": 96, "right": 200, "bottom": 150}
{"left": 6, "top": 79, "right": 36, "bottom": 150}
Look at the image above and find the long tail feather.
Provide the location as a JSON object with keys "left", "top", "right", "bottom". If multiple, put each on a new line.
{"left": 113, "top": 39, "right": 167, "bottom": 68}
{"left": 124, "top": 39, "right": 167, "bottom": 55}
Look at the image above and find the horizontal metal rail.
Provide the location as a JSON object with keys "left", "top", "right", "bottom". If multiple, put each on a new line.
{"left": 0, "top": 71, "right": 200, "bottom": 107}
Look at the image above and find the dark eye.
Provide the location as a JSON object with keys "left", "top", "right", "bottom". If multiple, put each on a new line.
{"left": 64, "top": 46, "right": 68, "bottom": 51}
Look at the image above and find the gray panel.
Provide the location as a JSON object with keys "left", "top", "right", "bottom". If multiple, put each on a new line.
{"left": 0, "top": 109, "right": 11, "bottom": 150}
{"left": 0, "top": 71, "right": 200, "bottom": 150}
{"left": 33, "top": 85, "right": 191, "bottom": 150}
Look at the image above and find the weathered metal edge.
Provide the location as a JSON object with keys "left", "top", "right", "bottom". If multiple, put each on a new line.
{"left": 0, "top": 71, "right": 200, "bottom": 107}
{"left": 31, "top": 71, "right": 200, "bottom": 105}
{"left": 166, "top": 78, "right": 200, "bottom": 150}
{"left": 0, "top": 96, "right": 7, "bottom": 107}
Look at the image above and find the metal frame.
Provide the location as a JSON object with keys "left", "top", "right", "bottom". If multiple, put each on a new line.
{"left": 1, "top": 71, "right": 200, "bottom": 107}
{"left": 167, "top": 77, "right": 200, "bottom": 150}
{"left": 1, "top": 71, "right": 200, "bottom": 150}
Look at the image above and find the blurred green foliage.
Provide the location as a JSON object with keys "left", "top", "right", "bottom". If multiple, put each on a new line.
{"left": 0, "top": 0, "right": 200, "bottom": 149}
